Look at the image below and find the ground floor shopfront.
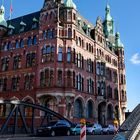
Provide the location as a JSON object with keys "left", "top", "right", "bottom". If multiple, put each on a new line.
{"left": 0, "top": 91, "right": 123, "bottom": 126}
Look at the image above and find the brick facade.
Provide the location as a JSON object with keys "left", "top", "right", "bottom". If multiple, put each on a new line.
{"left": 0, "top": 0, "right": 127, "bottom": 125}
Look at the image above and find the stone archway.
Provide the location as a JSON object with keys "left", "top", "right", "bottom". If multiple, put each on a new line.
{"left": 23, "top": 98, "right": 34, "bottom": 117}
{"left": 74, "top": 98, "right": 84, "bottom": 118}
{"left": 107, "top": 104, "right": 114, "bottom": 123}
{"left": 86, "top": 100, "right": 94, "bottom": 119}
{"left": 43, "top": 96, "right": 58, "bottom": 112}
{"left": 98, "top": 102, "right": 106, "bottom": 125}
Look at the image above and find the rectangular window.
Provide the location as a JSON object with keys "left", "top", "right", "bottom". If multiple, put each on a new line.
{"left": 24, "top": 75, "right": 34, "bottom": 90}
{"left": 87, "top": 79, "right": 94, "bottom": 94}
{"left": 0, "top": 78, "right": 7, "bottom": 92}
{"left": 58, "top": 47, "right": 63, "bottom": 62}
{"left": 67, "top": 47, "right": 71, "bottom": 62}
{"left": 13, "top": 56, "right": 21, "bottom": 70}
{"left": 11, "top": 77, "right": 20, "bottom": 91}
{"left": 57, "top": 70, "right": 62, "bottom": 86}
{"left": 26, "top": 53, "right": 35, "bottom": 67}
{"left": 1, "top": 57, "right": 9, "bottom": 71}
{"left": 40, "top": 71, "right": 46, "bottom": 87}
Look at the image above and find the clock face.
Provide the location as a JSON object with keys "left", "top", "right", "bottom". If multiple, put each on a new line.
{"left": 108, "top": 22, "right": 112, "bottom": 26}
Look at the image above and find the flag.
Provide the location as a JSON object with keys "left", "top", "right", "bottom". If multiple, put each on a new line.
{"left": 10, "top": 3, "right": 13, "bottom": 13}
{"left": 9, "top": 0, "right": 13, "bottom": 20}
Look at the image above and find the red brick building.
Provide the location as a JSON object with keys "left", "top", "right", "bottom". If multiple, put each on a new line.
{"left": 0, "top": 0, "right": 127, "bottom": 125}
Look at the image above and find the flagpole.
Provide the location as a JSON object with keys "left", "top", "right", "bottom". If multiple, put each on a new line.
{"left": 2, "top": 0, "right": 4, "bottom": 5}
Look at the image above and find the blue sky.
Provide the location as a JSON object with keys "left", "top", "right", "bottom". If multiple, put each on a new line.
{"left": 2, "top": 0, "right": 140, "bottom": 111}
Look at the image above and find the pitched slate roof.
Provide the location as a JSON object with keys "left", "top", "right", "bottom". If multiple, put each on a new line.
{"left": 6, "top": 11, "right": 40, "bottom": 36}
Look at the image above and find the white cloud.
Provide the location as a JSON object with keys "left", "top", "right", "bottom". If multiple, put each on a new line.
{"left": 130, "top": 53, "right": 140, "bottom": 64}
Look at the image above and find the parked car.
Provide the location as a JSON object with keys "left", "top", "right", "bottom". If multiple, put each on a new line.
{"left": 86, "top": 123, "right": 103, "bottom": 135}
{"left": 71, "top": 123, "right": 81, "bottom": 135}
{"left": 102, "top": 124, "right": 117, "bottom": 134}
{"left": 36, "top": 120, "right": 71, "bottom": 136}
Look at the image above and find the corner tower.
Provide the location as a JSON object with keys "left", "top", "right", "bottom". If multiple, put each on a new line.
{"left": 115, "top": 32, "right": 127, "bottom": 124}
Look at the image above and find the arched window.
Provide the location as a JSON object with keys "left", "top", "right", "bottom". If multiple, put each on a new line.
{"left": 15, "top": 40, "right": 19, "bottom": 49}
{"left": 33, "top": 35, "right": 37, "bottom": 45}
{"left": 24, "top": 99, "right": 33, "bottom": 117}
{"left": 74, "top": 99, "right": 83, "bottom": 118}
{"left": 27, "top": 37, "right": 32, "bottom": 47}
{"left": 86, "top": 101, "right": 93, "bottom": 118}
{"left": 19, "top": 39, "right": 24, "bottom": 48}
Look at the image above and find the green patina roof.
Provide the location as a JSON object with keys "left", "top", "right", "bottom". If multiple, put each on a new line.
{"left": 6, "top": 11, "right": 40, "bottom": 36}
{"left": 105, "top": 4, "right": 113, "bottom": 21}
{"left": 8, "top": 24, "right": 15, "bottom": 29}
{"left": 65, "top": 0, "right": 77, "bottom": 9}
{"left": 0, "top": 5, "right": 7, "bottom": 28}
{"left": 115, "top": 32, "right": 124, "bottom": 48}
{"left": 33, "top": 17, "right": 38, "bottom": 22}
{"left": 20, "top": 21, "right": 27, "bottom": 26}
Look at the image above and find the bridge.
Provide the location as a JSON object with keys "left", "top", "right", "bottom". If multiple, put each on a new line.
{"left": 0, "top": 99, "right": 73, "bottom": 135}
{"left": 113, "top": 104, "right": 140, "bottom": 140}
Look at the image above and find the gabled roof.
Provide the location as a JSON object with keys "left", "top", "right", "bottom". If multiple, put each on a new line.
{"left": 6, "top": 11, "right": 40, "bottom": 36}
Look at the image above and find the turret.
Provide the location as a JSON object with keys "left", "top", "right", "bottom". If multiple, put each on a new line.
{"left": 115, "top": 32, "right": 124, "bottom": 48}
{"left": 103, "top": 4, "right": 114, "bottom": 37}
{"left": 115, "top": 32, "right": 127, "bottom": 124}
{"left": 64, "top": 0, "right": 77, "bottom": 9}
{"left": 0, "top": 4, "right": 7, "bottom": 37}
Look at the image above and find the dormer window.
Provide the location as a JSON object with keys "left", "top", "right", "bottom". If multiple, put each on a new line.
{"left": 20, "top": 21, "right": 26, "bottom": 32}
{"left": 82, "top": 23, "right": 88, "bottom": 34}
{"left": 8, "top": 24, "right": 15, "bottom": 35}
{"left": 77, "top": 17, "right": 81, "bottom": 27}
{"left": 32, "top": 17, "right": 38, "bottom": 29}
{"left": 8, "top": 29, "right": 13, "bottom": 35}
{"left": 87, "top": 25, "right": 91, "bottom": 36}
